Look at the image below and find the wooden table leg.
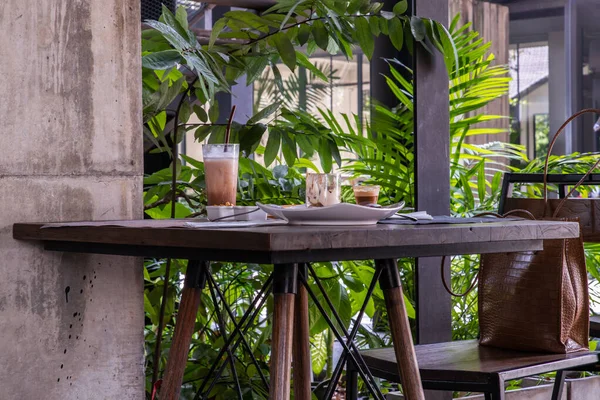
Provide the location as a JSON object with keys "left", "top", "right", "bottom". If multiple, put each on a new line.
{"left": 376, "top": 259, "right": 425, "bottom": 400}
{"left": 293, "top": 264, "right": 312, "bottom": 400}
{"left": 270, "top": 263, "right": 298, "bottom": 400}
{"left": 160, "top": 260, "right": 207, "bottom": 400}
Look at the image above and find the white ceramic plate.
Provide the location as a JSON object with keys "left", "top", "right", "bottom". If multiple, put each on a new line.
{"left": 256, "top": 202, "right": 405, "bottom": 226}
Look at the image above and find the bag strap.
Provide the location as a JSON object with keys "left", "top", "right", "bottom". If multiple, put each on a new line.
{"left": 441, "top": 211, "right": 536, "bottom": 297}
{"left": 551, "top": 157, "right": 600, "bottom": 218}
{"left": 440, "top": 255, "right": 479, "bottom": 297}
{"left": 502, "top": 209, "right": 537, "bottom": 220}
{"left": 543, "top": 108, "right": 600, "bottom": 216}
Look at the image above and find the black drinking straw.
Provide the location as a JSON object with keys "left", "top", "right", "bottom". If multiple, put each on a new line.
{"left": 224, "top": 105, "right": 236, "bottom": 151}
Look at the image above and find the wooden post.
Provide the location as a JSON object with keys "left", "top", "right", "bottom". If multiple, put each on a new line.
{"left": 372, "top": 0, "right": 452, "bottom": 354}
{"left": 413, "top": 0, "right": 452, "bottom": 345}
{"left": 160, "top": 261, "right": 207, "bottom": 400}
{"left": 270, "top": 264, "right": 298, "bottom": 400}
{"left": 293, "top": 264, "right": 312, "bottom": 400}
{"left": 414, "top": 1, "right": 451, "bottom": 398}
{"left": 377, "top": 259, "right": 425, "bottom": 400}
{"left": 370, "top": 0, "right": 402, "bottom": 107}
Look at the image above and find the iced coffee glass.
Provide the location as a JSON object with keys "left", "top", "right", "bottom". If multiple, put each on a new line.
{"left": 353, "top": 184, "right": 381, "bottom": 206}
{"left": 203, "top": 144, "right": 239, "bottom": 206}
{"left": 305, "top": 173, "right": 341, "bottom": 207}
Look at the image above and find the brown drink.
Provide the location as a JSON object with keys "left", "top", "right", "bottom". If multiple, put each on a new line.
{"left": 353, "top": 185, "right": 380, "bottom": 206}
{"left": 203, "top": 144, "right": 239, "bottom": 206}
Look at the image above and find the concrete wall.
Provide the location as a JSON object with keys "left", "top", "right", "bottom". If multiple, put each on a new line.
{"left": 0, "top": 1, "right": 144, "bottom": 399}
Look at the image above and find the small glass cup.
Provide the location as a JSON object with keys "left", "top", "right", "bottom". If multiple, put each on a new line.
{"left": 203, "top": 144, "right": 239, "bottom": 206}
{"left": 353, "top": 184, "right": 381, "bottom": 206}
{"left": 305, "top": 173, "right": 341, "bottom": 207}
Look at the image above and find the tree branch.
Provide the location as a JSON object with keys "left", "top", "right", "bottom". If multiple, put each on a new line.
{"left": 152, "top": 75, "right": 200, "bottom": 389}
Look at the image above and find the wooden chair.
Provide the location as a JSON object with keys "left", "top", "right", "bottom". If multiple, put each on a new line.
{"left": 346, "top": 173, "right": 600, "bottom": 399}
{"left": 346, "top": 340, "right": 599, "bottom": 400}
{"left": 591, "top": 316, "right": 600, "bottom": 338}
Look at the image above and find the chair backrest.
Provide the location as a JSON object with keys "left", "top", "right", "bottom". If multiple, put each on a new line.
{"left": 498, "top": 172, "right": 600, "bottom": 214}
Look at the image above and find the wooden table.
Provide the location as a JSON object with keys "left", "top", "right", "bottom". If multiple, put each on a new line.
{"left": 13, "top": 219, "right": 580, "bottom": 400}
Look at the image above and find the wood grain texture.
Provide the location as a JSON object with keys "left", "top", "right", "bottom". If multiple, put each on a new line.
{"left": 270, "top": 294, "right": 295, "bottom": 400}
{"left": 13, "top": 220, "right": 580, "bottom": 252}
{"left": 42, "top": 238, "right": 545, "bottom": 265}
{"left": 383, "top": 286, "right": 425, "bottom": 400}
{"left": 160, "top": 285, "right": 203, "bottom": 400}
{"left": 504, "top": 198, "right": 600, "bottom": 242}
{"left": 359, "top": 340, "right": 599, "bottom": 385}
{"left": 292, "top": 284, "right": 311, "bottom": 400}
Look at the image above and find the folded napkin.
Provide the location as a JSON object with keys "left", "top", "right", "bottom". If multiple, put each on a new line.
{"left": 380, "top": 215, "right": 522, "bottom": 225}
{"left": 184, "top": 220, "right": 287, "bottom": 229}
{"left": 387, "top": 211, "right": 434, "bottom": 221}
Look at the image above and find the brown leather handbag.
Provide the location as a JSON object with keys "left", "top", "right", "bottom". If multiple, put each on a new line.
{"left": 478, "top": 214, "right": 589, "bottom": 353}
{"left": 479, "top": 110, "right": 599, "bottom": 353}
{"left": 443, "top": 208, "right": 589, "bottom": 353}
{"left": 444, "top": 110, "right": 597, "bottom": 353}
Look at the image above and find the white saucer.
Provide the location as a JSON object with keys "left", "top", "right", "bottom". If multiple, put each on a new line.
{"left": 256, "top": 202, "right": 405, "bottom": 226}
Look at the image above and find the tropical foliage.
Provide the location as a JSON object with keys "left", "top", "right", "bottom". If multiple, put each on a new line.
{"left": 141, "top": 4, "right": 600, "bottom": 399}
{"left": 261, "top": 15, "right": 518, "bottom": 340}
{"left": 141, "top": 0, "right": 456, "bottom": 172}
{"left": 141, "top": 2, "right": 455, "bottom": 398}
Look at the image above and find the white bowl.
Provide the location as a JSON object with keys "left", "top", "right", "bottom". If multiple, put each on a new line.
{"left": 206, "top": 206, "right": 267, "bottom": 222}
{"left": 206, "top": 206, "right": 235, "bottom": 221}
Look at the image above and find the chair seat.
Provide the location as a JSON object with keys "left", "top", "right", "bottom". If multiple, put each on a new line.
{"left": 358, "top": 340, "right": 599, "bottom": 391}
{"left": 591, "top": 316, "right": 600, "bottom": 337}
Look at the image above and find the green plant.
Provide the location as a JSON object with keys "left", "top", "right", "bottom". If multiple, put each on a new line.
{"left": 254, "top": 61, "right": 338, "bottom": 114}
{"left": 141, "top": 3, "right": 457, "bottom": 398}
{"left": 139, "top": 5, "right": 600, "bottom": 400}
{"left": 141, "top": 1, "right": 456, "bottom": 173}
{"left": 269, "top": 16, "right": 518, "bottom": 341}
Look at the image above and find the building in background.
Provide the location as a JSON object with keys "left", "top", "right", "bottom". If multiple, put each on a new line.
{"left": 491, "top": 0, "right": 600, "bottom": 157}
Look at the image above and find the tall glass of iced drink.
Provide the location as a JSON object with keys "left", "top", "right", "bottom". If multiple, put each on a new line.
{"left": 203, "top": 144, "right": 239, "bottom": 206}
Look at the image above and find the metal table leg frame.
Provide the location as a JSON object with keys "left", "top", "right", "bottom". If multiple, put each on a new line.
{"left": 161, "top": 260, "right": 208, "bottom": 400}
{"left": 377, "top": 259, "right": 425, "bottom": 400}
{"left": 305, "top": 263, "right": 384, "bottom": 400}
{"left": 485, "top": 375, "right": 505, "bottom": 400}
{"left": 346, "top": 359, "right": 359, "bottom": 400}
{"left": 270, "top": 263, "right": 298, "bottom": 400}
{"left": 206, "top": 277, "right": 243, "bottom": 398}
{"left": 205, "top": 271, "right": 270, "bottom": 390}
{"left": 194, "top": 276, "right": 273, "bottom": 400}
{"left": 551, "top": 371, "right": 566, "bottom": 400}
{"left": 299, "top": 266, "right": 385, "bottom": 400}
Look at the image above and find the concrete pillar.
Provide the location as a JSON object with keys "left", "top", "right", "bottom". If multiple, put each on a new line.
{"left": 0, "top": 1, "right": 144, "bottom": 399}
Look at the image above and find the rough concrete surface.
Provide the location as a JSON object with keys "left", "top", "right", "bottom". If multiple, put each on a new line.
{"left": 0, "top": 0, "right": 141, "bottom": 176}
{"left": 0, "top": 0, "right": 144, "bottom": 398}
{"left": 0, "top": 178, "right": 144, "bottom": 399}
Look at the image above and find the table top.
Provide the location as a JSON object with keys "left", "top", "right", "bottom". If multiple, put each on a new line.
{"left": 13, "top": 218, "right": 580, "bottom": 264}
